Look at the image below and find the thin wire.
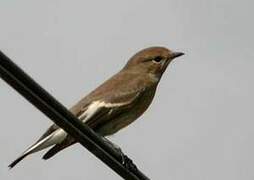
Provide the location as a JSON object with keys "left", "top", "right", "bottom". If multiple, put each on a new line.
{"left": 0, "top": 50, "right": 150, "bottom": 180}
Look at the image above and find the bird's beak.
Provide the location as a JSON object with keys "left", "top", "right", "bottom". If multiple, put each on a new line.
{"left": 171, "top": 52, "right": 184, "bottom": 59}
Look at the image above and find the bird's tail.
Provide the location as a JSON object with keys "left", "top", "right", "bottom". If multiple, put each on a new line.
{"left": 42, "top": 137, "right": 75, "bottom": 160}
{"left": 8, "top": 153, "right": 30, "bottom": 169}
{"left": 9, "top": 129, "right": 66, "bottom": 169}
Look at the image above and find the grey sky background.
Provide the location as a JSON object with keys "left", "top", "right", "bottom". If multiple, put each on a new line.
{"left": 0, "top": 0, "right": 253, "bottom": 180}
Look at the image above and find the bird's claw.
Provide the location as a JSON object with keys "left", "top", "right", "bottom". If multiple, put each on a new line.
{"left": 102, "top": 137, "right": 138, "bottom": 171}
{"left": 121, "top": 154, "right": 137, "bottom": 171}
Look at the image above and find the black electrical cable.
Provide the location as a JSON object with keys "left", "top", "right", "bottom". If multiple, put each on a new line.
{"left": 0, "top": 50, "right": 150, "bottom": 180}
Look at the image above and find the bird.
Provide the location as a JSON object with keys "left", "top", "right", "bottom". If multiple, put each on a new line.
{"left": 8, "top": 46, "right": 184, "bottom": 168}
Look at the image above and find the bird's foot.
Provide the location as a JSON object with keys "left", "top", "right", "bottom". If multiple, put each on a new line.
{"left": 121, "top": 154, "right": 137, "bottom": 171}
{"left": 101, "top": 137, "right": 137, "bottom": 170}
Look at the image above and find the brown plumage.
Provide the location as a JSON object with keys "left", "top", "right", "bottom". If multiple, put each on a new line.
{"left": 9, "top": 46, "right": 184, "bottom": 168}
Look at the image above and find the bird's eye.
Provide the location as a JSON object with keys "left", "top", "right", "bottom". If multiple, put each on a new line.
{"left": 152, "top": 56, "right": 163, "bottom": 63}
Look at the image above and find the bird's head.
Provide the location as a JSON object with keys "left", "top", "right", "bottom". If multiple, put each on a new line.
{"left": 124, "top": 46, "right": 184, "bottom": 79}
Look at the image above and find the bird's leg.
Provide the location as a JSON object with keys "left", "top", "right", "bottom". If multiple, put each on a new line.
{"left": 121, "top": 154, "right": 138, "bottom": 171}
{"left": 102, "top": 137, "right": 124, "bottom": 157}
{"left": 102, "top": 137, "right": 137, "bottom": 170}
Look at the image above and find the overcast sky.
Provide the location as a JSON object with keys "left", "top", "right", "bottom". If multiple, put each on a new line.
{"left": 0, "top": 0, "right": 254, "bottom": 180}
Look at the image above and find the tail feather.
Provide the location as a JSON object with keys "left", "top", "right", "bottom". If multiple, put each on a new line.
{"left": 8, "top": 153, "right": 29, "bottom": 169}
{"left": 8, "top": 135, "right": 52, "bottom": 169}
{"left": 42, "top": 144, "right": 62, "bottom": 160}
{"left": 9, "top": 129, "right": 66, "bottom": 168}
{"left": 43, "top": 136, "right": 75, "bottom": 160}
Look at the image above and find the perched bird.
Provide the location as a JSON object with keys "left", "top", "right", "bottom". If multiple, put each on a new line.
{"left": 9, "top": 46, "right": 184, "bottom": 168}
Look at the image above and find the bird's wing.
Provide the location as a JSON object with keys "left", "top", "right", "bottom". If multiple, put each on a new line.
{"left": 37, "top": 81, "right": 144, "bottom": 146}
{"left": 76, "top": 89, "right": 143, "bottom": 127}
{"left": 42, "top": 89, "right": 145, "bottom": 160}
{"left": 80, "top": 91, "right": 143, "bottom": 128}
